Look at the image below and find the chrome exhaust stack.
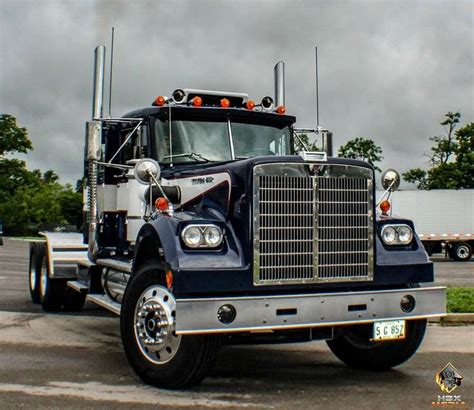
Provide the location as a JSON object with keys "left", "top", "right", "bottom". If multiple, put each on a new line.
{"left": 274, "top": 61, "right": 285, "bottom": 108}
{"left": 321, "top": 131, "right": 333, "bottom": 157}
{"left": 87, "top": 45, "right": 105, "bottom": 262}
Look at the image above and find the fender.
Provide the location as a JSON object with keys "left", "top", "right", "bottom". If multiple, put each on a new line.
{"left": 133, "top": 216, "right": 180, "bottom": 274}
{"left": 133, "top": 210, "right": 245, "bottom": 276}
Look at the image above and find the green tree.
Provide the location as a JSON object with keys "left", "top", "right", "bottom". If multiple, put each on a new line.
{"left": 0, "top": 114, "right": 83, "bottom": 235}
{"left": 337, "top": 137, "right": 384, "bottom": 171}
{"left": 403, "top": 112, "right": 473, "bottom": 189}
{"left": 294, "top": 133, "right": 321, "bottom": 153}
{"left": 0, "top": 114, "right": 32, "bottom": 155}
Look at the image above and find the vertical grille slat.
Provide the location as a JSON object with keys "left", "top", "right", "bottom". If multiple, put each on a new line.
{"left": 253, "top": 164, "right": 374, "bottom": 285}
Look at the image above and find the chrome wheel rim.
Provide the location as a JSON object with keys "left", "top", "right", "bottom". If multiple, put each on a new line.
{"left": 134, "top": 286, "right": 181, "bottom": 364}
{"left": 456, "top": 246, "right": 469, "bottom": 259}
{"left": 40, "top": 259, "right": 48, "bottom": 298}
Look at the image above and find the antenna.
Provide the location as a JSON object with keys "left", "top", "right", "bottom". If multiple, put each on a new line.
{"left": 108, "top": 27, "right": 115, "bottom": 117}
{"left": 315, "top": 46, "right": 320, "bottom": 128}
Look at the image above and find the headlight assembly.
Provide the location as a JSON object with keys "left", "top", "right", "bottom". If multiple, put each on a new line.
{"left": 181, "top": 224, "right": 224, "bottom": 249}
{"left": 380, "top": 224, "right": 414, "bottom": 246}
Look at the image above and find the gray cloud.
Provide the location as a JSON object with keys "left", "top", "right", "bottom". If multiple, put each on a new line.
{"left": 1, "top": 0, "right": 472, "bottom": 185}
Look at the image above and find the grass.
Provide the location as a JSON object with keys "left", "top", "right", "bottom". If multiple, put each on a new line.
{"left": 447, "top": 287, "right": 474, "bottom": 313}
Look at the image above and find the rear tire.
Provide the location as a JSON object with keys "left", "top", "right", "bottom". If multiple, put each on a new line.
{"left": 63, "top": 287, "right": 87, "bottom": 311}
{"left": 38, "top": 245, "right": 66, "bottom": 312}
{"left": 451, "top": 242, "right": 472, "bottom": 262}
{"left": 121, "top": 260, "right": 220, "bottom": 389}
{"left": 28, "top": 243, "right": 41, "bottom": 304}
{"left": 326, "top": 319, "right": 427, "bottom": 370}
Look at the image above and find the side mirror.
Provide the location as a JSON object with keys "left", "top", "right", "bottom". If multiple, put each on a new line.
{"left": 134, "top": 158, "right": 161, "bottom": 185}
{"left": 381, "top": 168, "right": 401, "bottom": 191}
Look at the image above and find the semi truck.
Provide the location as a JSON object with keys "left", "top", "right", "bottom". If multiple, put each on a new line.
{"left": 389, "top": 190, "right": 474, "bottom": 261}
{"left": 26, "top": 45, "right": 446, "bottom": 389}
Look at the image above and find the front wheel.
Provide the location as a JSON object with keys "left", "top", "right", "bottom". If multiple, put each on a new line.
{"left": 326, "top": 319, "right": 427, "bottom": 370}
{"left": 121, "top": 260, "right": 220, "bottom": 389}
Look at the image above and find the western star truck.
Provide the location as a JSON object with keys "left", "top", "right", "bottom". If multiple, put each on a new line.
{"left": 27, "top": 45, "right": 446, "bottom": 388}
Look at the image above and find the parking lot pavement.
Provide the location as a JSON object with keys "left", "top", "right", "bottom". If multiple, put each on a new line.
{"left": 0, "top": 239, "right": 473, "bottom": 408}
{"left": 431, "top": 256, "right": 474, "bottom": 288}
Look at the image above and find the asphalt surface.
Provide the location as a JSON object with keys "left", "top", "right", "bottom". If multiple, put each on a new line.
{"left": 0, "top": 239, "right": 473, "bottom": 409}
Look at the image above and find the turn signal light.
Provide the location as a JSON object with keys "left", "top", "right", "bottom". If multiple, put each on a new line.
{"left": 380, "top": 199, "right": 391, "bottom": 214}
{"left": 155, "top": 197, "right": 169, "bottom": 212}
{"left": 192, "top": 96, "right": 202, "bottom": 107}
{"left": 166, "top": 270, "right": 173, "bottom": 289}
{"left": 276, "top": 105, "right": 286, "bottom": 114}
{"left": 246, "top": 100, "right": 255, "bottom": 110}
{"left": 220, "top": 98, "right": 230, "bottom": 108}
{"left": 154, "top": 96, "right": 166, "bottom": 106}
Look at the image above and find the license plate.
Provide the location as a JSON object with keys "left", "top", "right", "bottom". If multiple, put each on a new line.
{"left": 373, "top": 320, "right": 406, "bottom": 341}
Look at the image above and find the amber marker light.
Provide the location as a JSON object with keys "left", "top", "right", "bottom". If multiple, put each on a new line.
{"left": 166, "top": 270, "right": 173, "bottom": 289}
{"left": 192, "top": 96, "right": 202, "bottom": 107}
{"left": 246, "top": 100, "right": 255, "bottom": 110}
{"left": 155, "top": 197, "right": 169, "bottom": 212}
{"left": 220, "top": 98, "right": 230, "bottom": 108}
{"left": 276, "top": 105, "right": 286, "bottom": 114}
{"left": 154, "top": 96, "right": 166, "bottom": 106}
{"left": 380, "top": 199, "right": 391, "bottom": 214}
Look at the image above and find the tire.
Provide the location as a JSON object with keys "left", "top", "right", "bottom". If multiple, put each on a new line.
{"left": 28, "top": 243, "right": 41, "bottom": 304}
{"left": 451, "top": 242, "right": 472, "bottom": 262}
{"left": 37, "top": 245, "right": 66, "bottom": 312}
{"left": 121, "top": 260, "right": 220, "bottom": 389}
{"left": 326, "top": 319, "right": 427, "bottom": 370}
{"left": 63, "top": 287, "right": 87, "bottom": 311}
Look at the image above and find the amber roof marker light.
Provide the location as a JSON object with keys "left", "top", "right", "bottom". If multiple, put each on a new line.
{"left": 220, "top": 98, "right": 230, "bottom": 108}
{"left": 192, "top": 96, "right": 203, "bottom": 107}
{"left": 154, "top": 96, "right": 166, "bottom": 106}
{"left": 276, "top": 105, "right": 286, "bottom": 114}
{"left": 246, "top": 100, "right": 255, "bottom": 110}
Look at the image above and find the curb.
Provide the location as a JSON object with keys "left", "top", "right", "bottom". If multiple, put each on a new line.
{"left": 429, "top": 313, "right": 474, "bottom": 324}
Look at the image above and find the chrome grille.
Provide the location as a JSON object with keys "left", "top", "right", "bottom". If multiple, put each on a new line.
{"left": 253, "top": 163, "right": 374, "bottom": 285}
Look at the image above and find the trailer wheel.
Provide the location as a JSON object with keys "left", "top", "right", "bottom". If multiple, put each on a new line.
{"left": 326, "top": 319, "right": 427, "bottom": 370}
{"left": 121, "top": 260, "right": 220, "bottom": 389}
{"left": 37, "top": 245, "right": 66, "bottom": 312}
{"left": 451, "top": 242, "right": 472, "bottom": 262}
{"left": 28, "top": 243, "right": 41, "bottom": 304}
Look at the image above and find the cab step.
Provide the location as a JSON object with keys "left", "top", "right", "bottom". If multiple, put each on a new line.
{"left": 96, "top": 258, "right": 132, "bottom": 273}
{"left": 67, "top": 280, "right": 89, "bottom": 293}
{"left": 87, "top": 293, "right": 121, "bottom": 315}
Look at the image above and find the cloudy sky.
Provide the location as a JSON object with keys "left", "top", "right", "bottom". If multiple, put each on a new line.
{"left": 1, "top": 0, "right": 472, "bottom": 186}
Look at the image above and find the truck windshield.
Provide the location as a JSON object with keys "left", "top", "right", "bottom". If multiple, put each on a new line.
{"left": 154, "top": 117, "right": 292, "bottom": 164}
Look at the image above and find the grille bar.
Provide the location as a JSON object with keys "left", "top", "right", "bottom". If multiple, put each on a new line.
{"left": 253, "top": 163, "right": 374, "bottom": 285}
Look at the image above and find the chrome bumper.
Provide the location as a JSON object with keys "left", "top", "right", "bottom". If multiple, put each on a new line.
{"left": 175, "top": 286, "right": 446, "bottom": 335}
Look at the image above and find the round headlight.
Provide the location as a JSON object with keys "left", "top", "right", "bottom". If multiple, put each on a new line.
{"left": 204, "top": 226, "right": 223, "bottom": 247}
{"left": 182, "top": 226, "right": 203, "bottom": 248}
{"left": 382, "top": 226, "right": 397, "bottom": 245}
{"left": 398, "top": 225, "right": 413, "bottom": 244}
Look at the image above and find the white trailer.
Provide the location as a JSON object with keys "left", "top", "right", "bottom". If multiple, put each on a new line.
{"left": 389, "top": 190, "right": 474, "bottom": 261}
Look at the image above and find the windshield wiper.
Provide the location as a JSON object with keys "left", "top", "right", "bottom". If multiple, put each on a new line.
{"left": 162, "top": 152, "right": 212, "bottom": 163}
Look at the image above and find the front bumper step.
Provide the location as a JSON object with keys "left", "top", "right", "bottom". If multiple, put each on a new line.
{"left": 175, "top": 286, "right": 446, "bottom": 335}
